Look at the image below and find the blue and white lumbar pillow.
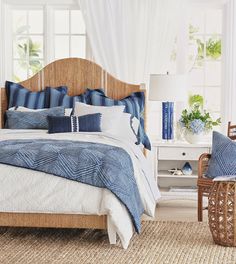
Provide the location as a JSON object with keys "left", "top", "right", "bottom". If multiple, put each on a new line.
{"left": 5, "top": 81, "right": 67, "bottom": 109}
{"left": 70, "top": 116, "right": 80, "bottom": 132}
{"left": 206, "top": 131, "right": 236, "bottom": 178}
{"left": 47, "top": 113, "right": 102, "bottom": 134}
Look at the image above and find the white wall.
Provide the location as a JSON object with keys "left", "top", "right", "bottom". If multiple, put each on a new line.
{"left": 0, "top": 0, "right": 3, "bottom": 86}
{"left": 221, "top": 0, "right": 236, "bottom": 133}
{"left": 5, "top": 0, "right": 77, "bottom": 4}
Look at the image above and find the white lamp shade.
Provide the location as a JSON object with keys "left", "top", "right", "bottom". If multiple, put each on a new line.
{"left": 149, "top": 74, "right": 187, "bottom": 102}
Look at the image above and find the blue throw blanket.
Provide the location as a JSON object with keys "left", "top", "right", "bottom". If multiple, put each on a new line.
{"left": 0, "top": 139, "right": 144, "bottom": 233}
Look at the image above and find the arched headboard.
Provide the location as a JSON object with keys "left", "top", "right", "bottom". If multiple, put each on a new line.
{"left": 0, "top": 58, "right": 146, "bottom": 128}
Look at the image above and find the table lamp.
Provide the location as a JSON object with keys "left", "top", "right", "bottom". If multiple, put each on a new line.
{"left": 149, "top": 73, "right": 187, "bottom": 140}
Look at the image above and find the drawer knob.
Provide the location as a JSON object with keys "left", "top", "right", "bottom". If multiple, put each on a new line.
{"left": 182, "top": 152, "right": 186, "bottom": 156}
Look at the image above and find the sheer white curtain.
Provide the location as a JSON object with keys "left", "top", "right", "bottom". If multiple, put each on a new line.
{"left": 78, "top": 0, "right": 183, "bottom": 85}
{"left": 221, "top": 0, "right": 236, "bottom": 132}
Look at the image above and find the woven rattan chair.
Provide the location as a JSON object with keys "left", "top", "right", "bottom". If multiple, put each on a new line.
{"left": 197, "top": 122, "right": 236, "bottom": 221}
{"left": 197, "top": 153, "right": 212, "bottom": 221}
{"left": 227, "top": 121, "right": 236, "bottom": 140}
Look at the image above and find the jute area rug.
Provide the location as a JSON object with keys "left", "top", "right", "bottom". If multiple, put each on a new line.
{"left": 0, "top": 221, "right": 235, "bottom": 264}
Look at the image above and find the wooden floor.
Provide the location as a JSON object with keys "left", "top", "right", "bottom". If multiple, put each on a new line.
{"left": 143, "top": 200, "right": 208, "bottom": 222}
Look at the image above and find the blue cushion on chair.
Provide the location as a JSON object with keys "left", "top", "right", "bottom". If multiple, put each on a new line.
{"left": 47, "top": 113, "right": 102, "bottom": 133}
{"left": 87, "top": 89, "right": 151, "bottom": 150}
{"left": 5, "top": 81, "right": 67, "bottom": 109}
{"left": 206, "top": 131, "right": 236, "bottom": 178}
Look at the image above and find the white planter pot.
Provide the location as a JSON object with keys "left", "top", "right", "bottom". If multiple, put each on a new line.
{"left": 184, "top": 132, "right": 206, "bottom": 144}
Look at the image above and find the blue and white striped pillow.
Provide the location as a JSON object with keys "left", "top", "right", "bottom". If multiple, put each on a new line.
{"left": 47, "top": 114, "right": 102, "bottom": 134}
{"left": 47, "top": 88, "right": 86, "bottom": 108}
{"left": 88, "top": 89, "right": 151, "bottom": 150}
{"left": 5, "top": 81, "right": 67, "bottom": 109}
{"left": 47, "top": 88, "right": 105, "bottom": 108}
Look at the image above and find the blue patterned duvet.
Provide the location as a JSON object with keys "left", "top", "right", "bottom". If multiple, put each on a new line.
{"left": 0, "top": 139, "right": 144, "bottom": 233}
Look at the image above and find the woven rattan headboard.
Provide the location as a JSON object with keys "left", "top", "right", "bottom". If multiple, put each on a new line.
{"left": 0, "top": 58, "right": 146, "bottom": 128}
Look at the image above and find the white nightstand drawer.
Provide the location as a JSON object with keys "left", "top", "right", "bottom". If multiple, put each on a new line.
{"left": 158, "top": 147, "right": 209, "bottom": 161}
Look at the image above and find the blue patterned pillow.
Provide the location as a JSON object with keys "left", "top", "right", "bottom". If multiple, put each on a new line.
{"left": 88, "top": 89, "right": 151, "bottom": 150}
{"left": 6, "top": 106, "right": 65, "bottom": 129}
{"left": 5, "top": 81, "right": 67, "bottom": 109}
{"left": 206, "top": 131, "right": 236, "bottom": 178}
{"left": 48, "top": 114, "right": 102, "bottom": 134}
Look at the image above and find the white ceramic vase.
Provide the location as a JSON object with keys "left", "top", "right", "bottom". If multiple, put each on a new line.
{"left": 184, "top": 131, "right": 205, "bottom": 144}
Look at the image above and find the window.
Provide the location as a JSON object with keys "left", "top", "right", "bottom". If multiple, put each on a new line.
{"left": 148, "top": 3, "right": 223, "bottom": 137}
{"left": 188, "top": 8, "right": 222, "bottom": 118}
{"left": 6, "top": 4, "right": 88, "bottom": 82}
{"left": 54, "top": 10, "right": 86, "bottom": 59}
{"left": 12, "top": 9, "right": 44, "bottom": 81}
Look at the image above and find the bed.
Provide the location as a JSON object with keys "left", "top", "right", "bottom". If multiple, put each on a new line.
{"left": 0, "top": 58, "right": 160, "bottom": 249}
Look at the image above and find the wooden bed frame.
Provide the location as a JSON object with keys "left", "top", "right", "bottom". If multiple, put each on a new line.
{"left": 0, "top": 58, "right": 146, "bottom": 231}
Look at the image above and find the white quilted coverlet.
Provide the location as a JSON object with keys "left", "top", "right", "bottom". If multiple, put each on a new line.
{"left": 0, "top": 129, "right": 160, "bottom": 249}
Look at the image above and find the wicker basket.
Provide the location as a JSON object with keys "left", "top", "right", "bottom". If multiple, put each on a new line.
{"left": 208, "top": 181, "right": 236, "bottom": 247}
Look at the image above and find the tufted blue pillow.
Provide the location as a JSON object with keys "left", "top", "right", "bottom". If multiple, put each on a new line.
{"left": 6, "top": 106, "right": 65, "bottom": 129}
{"left": 5, "top": 81, "right": 67, "bottom": 109}
{"left": 87, "top": 89, "right": 151, "bottom": 150}
{"left": 47, "top": 114, "right": 102, "bottom": 134}
{"left": 206, "top": 131, "right": 236, "bottom": 178}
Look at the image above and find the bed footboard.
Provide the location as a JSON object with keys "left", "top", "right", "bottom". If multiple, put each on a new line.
{"left": 0, "top": 212, "right": 107, "bottom": 229}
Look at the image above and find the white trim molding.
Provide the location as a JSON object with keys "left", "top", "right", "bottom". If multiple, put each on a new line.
{"left": 221, "top": 0, "right": 236, "bottom": 132}
{"left": 0, "top": 0, "right": 5, "bottom": 86}
{"left": 0, "top": 0, "right": 2, "bottom": 86}
{"left": 5, "top": 0, "right": 79, "bottom": 5}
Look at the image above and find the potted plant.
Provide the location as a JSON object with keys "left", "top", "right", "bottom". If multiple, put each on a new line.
{"left": 179, "top": 95, "right": 221, "bottom": 144}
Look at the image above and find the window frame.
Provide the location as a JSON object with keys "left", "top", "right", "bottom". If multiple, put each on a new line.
{"left": 189, "top": 6, "right": 222, "bottom": 114}
{"left": 10, "top": 5, "right": 45, "bottom": 81}
{"left": 175, "top": 2, "right": 224, "bottom": 116}
{"left": 53, "top": 6, "right": 87, "bottom": 60}
{"left": 2, "top": 1, "right": 91, "bottom": 83}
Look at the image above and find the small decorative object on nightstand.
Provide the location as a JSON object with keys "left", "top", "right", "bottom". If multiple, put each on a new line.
{"left": 168, "top": 168, "right": 183, "bottom": 175}
{"left": 179, "top": 94, "right": 221, "bottom": 144}
{"left": 149, "top": 73, "right": 187, "bottom": 140}
{"left": 182, "top": 162, "right": 192, "bottom": 175}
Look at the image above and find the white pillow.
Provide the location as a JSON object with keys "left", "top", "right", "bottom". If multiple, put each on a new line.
{"left": 74, "top": 102, "right": 125, "bottom": 132}
{"left": 108, "top": 113, "right": 138, "bottom": 143}
{"left": 9, "top": 106, "right": 72, "bottom": 116}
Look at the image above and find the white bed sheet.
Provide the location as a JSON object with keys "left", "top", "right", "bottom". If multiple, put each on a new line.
{"left": 0, "top": 129, "right": 160, "bottom": 249}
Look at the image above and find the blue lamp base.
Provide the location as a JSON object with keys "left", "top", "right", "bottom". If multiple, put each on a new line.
{"left": 162, "top": 102, "right": 174, "bottom": 140}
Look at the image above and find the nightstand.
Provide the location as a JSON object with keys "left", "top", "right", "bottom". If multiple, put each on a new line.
{"left": 151, "top": 140, "right": 211, "bottom": 200}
